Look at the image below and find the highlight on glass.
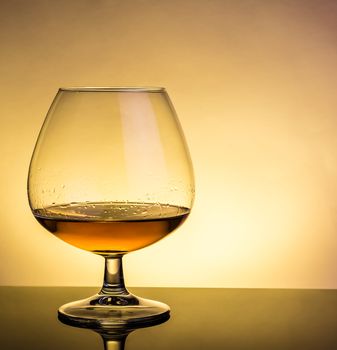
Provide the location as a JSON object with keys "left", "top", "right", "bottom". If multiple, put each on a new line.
{"left": 27, "top": 87, "right": 194, "bottom": 327}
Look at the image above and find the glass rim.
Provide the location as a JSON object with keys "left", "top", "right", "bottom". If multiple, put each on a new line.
{"left": 59, "top": 86, "right": 166, "bottom": 92}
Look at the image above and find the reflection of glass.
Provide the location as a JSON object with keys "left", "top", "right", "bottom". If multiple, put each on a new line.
{"left": 59, "top": 311, "right": 169, "bottom": 350}
{"left": 28, "top": 87, "right": 194, "bottom": 326}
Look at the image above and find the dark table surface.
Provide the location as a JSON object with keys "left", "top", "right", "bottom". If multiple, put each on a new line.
{"left": 1, "top": 287, "right": 337, "bottom": 349}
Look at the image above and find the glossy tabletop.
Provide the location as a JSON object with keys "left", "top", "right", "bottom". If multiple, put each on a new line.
{"left": 1, "top": 287, "right": 337, "bottom": 349}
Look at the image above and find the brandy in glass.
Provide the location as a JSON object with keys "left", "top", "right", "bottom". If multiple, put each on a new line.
{"left": 27, "top": 87, "right": 194, "bottom": 327}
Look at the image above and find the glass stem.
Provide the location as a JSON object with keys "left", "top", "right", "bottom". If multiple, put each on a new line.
{"left": 100, "top": 255, "right": 128, "bottom": 295}
{"left": 103, "top": 338, "right": 126, "bottom": 350}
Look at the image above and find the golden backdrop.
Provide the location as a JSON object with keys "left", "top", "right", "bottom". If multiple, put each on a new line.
{"left": 1, "top": 0, "right": 337, "bottom": 288}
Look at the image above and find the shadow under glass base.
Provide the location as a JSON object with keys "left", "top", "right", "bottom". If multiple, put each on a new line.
{"left": 58, "top": 292, "right": 170, "bottom": 328}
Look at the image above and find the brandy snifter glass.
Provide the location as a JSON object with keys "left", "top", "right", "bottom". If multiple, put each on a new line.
{"left": 28, "top": 87, "right": 194, "bottom": 327}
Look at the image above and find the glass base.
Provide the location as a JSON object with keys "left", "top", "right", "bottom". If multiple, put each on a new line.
{"left": 58, "top": 292, "right": 170, "bottom": 328}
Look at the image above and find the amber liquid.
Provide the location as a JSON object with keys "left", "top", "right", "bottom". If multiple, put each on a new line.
{"left": 34, "top": 202, "right": 189, "bottom": 255}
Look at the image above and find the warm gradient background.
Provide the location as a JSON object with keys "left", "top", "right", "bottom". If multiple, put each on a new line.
{"left": 1, "top": 0, "right": 337, "bottom": 288}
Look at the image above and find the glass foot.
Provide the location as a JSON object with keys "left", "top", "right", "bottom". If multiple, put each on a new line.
{"left": 58, "top": 292, "right": 170, "bottom": 328}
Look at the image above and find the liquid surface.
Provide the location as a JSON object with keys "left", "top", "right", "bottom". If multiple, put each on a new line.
{"left": 34, "top": 202, "right": 189, "bottom": 255}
